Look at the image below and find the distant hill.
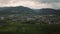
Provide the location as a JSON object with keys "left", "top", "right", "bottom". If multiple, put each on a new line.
{"left": 0, "top": 6, "right": 60, "bottom": 15}
{"left": 34, "top": 8, "right": 60, "bottom": 15}
{"left": 0, "top": 6, "right": 34, "bottom": 14}
{"left": 38, "top": 8, "right": 56, "bottom": 15}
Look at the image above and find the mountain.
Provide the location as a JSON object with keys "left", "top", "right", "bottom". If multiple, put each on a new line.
{"left": 0, "top": 6, "right": 60, "bottom": 15}
{"left": 34, "top": 8, "right": 60, "bottom": 15}
{"left": 55, "top": 9, "right": 60, "bottom": 15}
{"left": 0, "top": 6, "right": 34, "bottom": 15}
{"left": 39, "top": 8, "right": 56, "bottom": 15}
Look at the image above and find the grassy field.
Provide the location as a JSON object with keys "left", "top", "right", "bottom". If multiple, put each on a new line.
{"left": 0, "top": 23, "right": 60, "bottom": 34}
{"left": 0, "top": 24, "right": 40, "bottom": 34}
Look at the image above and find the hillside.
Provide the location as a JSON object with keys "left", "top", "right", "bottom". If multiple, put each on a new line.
{"left": 0, "top": 6, "right": 60, "bottom": 15}
{"left": 34, "top": 8, "right": 60, "bottom": 15}
{"left": 0, "top": 6, "right": 34, "bottom": 15}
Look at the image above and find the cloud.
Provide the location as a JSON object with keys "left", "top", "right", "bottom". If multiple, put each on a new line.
{"left": 36, "top": 0, "right": 60, "bottom": 3}
{"left": 0, "top": 0, "right": 52, "bottom": 9}
{"left": 0, "top": 0, "right": 60, "bottom": 9}
{"left": 35, "top": 0, "right": 60, "bottom": 9}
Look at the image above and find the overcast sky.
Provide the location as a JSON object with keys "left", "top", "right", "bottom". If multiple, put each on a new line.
{"left": 0, "top": 0, "right": 60, "bottom": 9}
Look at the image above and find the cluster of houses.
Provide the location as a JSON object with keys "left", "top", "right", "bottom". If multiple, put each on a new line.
{"left": 0, "top": 15, "right": 60, "bottom": 24}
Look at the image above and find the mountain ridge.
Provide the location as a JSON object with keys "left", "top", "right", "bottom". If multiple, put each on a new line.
{"left": 0, "top": 6, "right": 60, "bottom": 15}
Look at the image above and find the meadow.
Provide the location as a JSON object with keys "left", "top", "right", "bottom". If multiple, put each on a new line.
{"left": 0, "top": 22, "right": 60, "bottom": 34}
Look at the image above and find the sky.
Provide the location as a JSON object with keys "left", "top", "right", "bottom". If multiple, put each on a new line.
{"left": 0, "top": 0, "right": 60, "bottom": 9}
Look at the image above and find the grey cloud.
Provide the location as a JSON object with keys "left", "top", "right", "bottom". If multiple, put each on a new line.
{"left": 36, "top": 0, "right": 60, "bottom": 3}
{"left": 0, "top": 0, "right": 11, "bottom": 4}
{"left": 0, "top": 0, "right": 60, "bottom": 4}
{"left": 35, "top": 0, "right": 60, "bottom": 9}
{"left": 0, "top": 0, "right": 60, "bottom": 9}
